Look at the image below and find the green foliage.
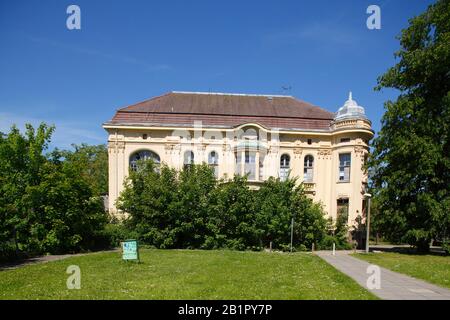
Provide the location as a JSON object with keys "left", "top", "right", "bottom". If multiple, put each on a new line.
{"left": 98, "top": 222, "right": 138, "bottom": 248}
{"left": 0, "top": 124, "right": 108, "bottom": 260}
{"left": 117, "top": 160, "right": 180, "bottom": 249}
{"left": 254, "top": 177, "right": 296, "bottom": 248}
{"left": 59, "top": 143, "right": 108, "bottom": 196}
{"left": 335, "top": 207, "right": 350, "bottom": 245}
{"left": 317, "top": 209, "right": 352, "bottom": 250}
{"left": 442, "top": 241, "right": 450, "bottom": 255}
{"left": 117, "top": 162, "right": 329, "bottom": 251}
{"left": 369, "top": 0, "right": 450, "bottom": 252}
{"left": 206, "top": 175, "right": 256, "bottom": 250}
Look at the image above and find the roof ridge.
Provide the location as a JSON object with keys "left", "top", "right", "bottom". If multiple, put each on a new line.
{"left": 115, "top": 109, "right": 334, "bottom": 120}
{"left": 171, "top": 91, "right": 293, "bottom": 98}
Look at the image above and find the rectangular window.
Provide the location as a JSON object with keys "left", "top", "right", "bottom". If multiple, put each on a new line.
{"left": 340, "top": 138, "right": 350, "bottom": 143}
{"left": 304, "top": 168, "right": 313, "bottom": 182}
{"left": 244, "top": 151, "right": 256, "bottom": 180}
{"left": 235, "top": 153, "right": 242, "bottom": 176}
{"left": 339, "top": 153, "right": 351, "bottom": 182}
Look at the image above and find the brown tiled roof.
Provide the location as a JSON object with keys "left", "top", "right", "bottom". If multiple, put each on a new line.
{"left": 106, "top": 92, "right": 335, "bottom": 131}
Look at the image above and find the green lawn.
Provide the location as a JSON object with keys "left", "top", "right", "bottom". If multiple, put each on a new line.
{"left": 353, "top": 252, "right": 450, "bottom": 289}
{"left": 0, "top": 249, "right": 377, "bottom": 300}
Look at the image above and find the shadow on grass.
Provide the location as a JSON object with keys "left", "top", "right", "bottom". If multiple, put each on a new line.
{"left": 0, "top": 248, "right": 120, "bottom": 271}
{"left": 370, "top": 245, "right": 448, "bottom": 257}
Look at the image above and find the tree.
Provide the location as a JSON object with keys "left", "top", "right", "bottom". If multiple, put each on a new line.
{"left": 117, "top": 160, "right": 179, "bottom": 248}
{"left": 24, "top": 159, "right": 107, "bottom": 253}
{"left": 0, "top": 123, "right": 108, "bottom": 260}
{"left": 369, "top": 0, "right": 450, "bottom": 252}
{"left": 174, "top": 164, "right": 217, "bottom": 248}
{"left": 253, "top": 177, "right": 327, "bottom": 251}
{"left": 60, "top": 144, "right": 108, "bottom": 196}
{"left": 254, "top": 177, "right": 297, "bottom": 250}
{"left": 208, "top": 175, "right": 257, "bottom": 250}
{"left": 0, "top": 123, "right": 54, "bottom": 257}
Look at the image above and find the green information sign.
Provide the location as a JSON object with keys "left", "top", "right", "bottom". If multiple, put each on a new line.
{"left": 122, "top": 239, "right": 139, "bottom": 262}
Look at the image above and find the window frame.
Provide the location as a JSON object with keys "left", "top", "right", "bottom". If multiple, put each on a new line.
{"left": 303, "top": 154, "right": 314, "bottom": 182}
{"left": 183, "top": 150, "right": 195, "bottom": 170}
{"left": 338, "top": 153, "right": 351, "bottom": 182}
{"left": 129, "top": 150, "right": 160, "bottom": 171}
{"left": 208, "top": 151, "right": 219, "bottom": 178}
{"left": 280, "top": 154, "right": 290, "bottom": 181}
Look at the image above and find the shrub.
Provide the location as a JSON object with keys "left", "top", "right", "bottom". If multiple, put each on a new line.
{"left": 442, "top": 241, "right": 450, "bottom": 255}
{"left": 0, "top": 242, "right": 19, "bottom": 263}
{"left": 403, "top": 229, "right": 432, "bottom": 253}
{"left": 117, "top": 163, "right": 329, "bottom": 251}
{"left": 0, "top": 124, "right": 109, "bottom": 260}
{"left": 97, "top": 223, "right": 138, "bottom": 248}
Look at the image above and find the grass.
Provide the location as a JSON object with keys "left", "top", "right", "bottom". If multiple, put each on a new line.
{"left": 353, "top": 252, "right": 450, "bottom": 289}
{"left": 0, "top": 249, "right": 377, "bottom": 300}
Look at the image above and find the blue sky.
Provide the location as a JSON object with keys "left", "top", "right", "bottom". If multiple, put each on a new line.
{"left": 0, "top": 0, "right": 436, "bottom": 149}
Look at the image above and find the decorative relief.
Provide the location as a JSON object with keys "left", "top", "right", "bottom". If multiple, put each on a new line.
{"left": 354, "top": 146, "right": 367, "bottom": 163}
{"left": 164, "top": 144, "right": 172, "bottom": 155}
{"left": 268, "top": 145, "right": 280, "bottom": 154}
{"left": 293, "top": 147, "right": 303, "bottom": 159}
{"left": 317, "top": 149, "right": 332, "bottom": 159}
{"left": 108, "top": 141, "right": 125, "bottom": 154}
{"left": 222, "top": 144, "right": 231, "bottom": 153}
{"left": 164, "top": 143, "right": 180, "bottom": 155}
{"left": 334, "top": 120, "right": 358, "bottom": 128}
{"left": 197, "top": 144, "right": 207, "bottom": 152}
{"left": 354, "top": 146, "right": 365, "bottom": 157}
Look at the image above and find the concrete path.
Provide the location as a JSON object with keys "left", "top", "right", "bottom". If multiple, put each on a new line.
{"left": 316, "top": 251, "right": 450, "bottom": 300}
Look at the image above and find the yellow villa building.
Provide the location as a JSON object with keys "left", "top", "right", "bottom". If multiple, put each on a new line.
{"left": 103, "top": 91, "right": 373, "bottom": 225}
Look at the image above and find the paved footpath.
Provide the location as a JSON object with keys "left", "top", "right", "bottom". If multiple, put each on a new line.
{"left": 315, "top": 251, "right": 450, "bottom": 300}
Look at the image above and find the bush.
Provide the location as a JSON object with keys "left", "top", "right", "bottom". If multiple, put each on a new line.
{"left": 317, "top": 235, "right": 352, "bottom": 250}
{"left": 0, "top": 124, "right": 109, "bottom": 260}
{"left": 441, "top": 241, "right": 450, "bottom": 255}
{"left": 117, "top": 163, "right": 329, "bottom": 251}
{"left": 0, "top": 242, "right": 19, "bottom": 263}
{"left": 96, "top": 223, "right": 138, "bottom": 248}
{"left": 403, "top": 229, "right": 432, "bottom": 253}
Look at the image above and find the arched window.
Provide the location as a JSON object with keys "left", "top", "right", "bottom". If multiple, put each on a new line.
{"left": 184, "top": 150, "right": 194, "bottom": 170}
{"left": 129, "top": 150, "right": 160, "bottom": 171}
{"left": 208, "top": 151, "right": 219, "bottom": 178}
{"left": 280, "top": 154, "right": 290, "bottom": 181}
{"left": 304, "top": 155, "right": 314, "bottom": 182}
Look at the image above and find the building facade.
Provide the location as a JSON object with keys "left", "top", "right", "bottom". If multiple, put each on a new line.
{"left": 103, "top": 91, "right": 373, "bottom": 225}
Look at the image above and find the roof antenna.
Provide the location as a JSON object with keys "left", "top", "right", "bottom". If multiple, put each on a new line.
{"left": 282, "top": 85, "right": 292, "bottom": 95}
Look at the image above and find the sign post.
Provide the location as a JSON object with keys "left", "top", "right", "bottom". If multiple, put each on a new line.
{"left": 364, "top": 193, "right": 372, "bottom": 253}
{"left": 122, "top": 239, "right": 140, "bottom": 263}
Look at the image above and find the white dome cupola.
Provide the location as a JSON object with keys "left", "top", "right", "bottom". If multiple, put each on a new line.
{"left": 334, "top": 92, "right": 367, "bottom": 121}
